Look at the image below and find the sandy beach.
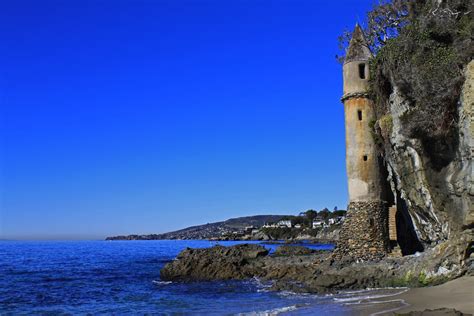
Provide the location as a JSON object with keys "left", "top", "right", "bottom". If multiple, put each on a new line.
{"left": 351, "top": 276, "right": 474, "bottom": 316}
{"left": 393, "top": 276, "right": 474, "bottom": 315}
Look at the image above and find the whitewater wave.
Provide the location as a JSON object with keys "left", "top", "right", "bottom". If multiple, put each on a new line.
{"left": 339, "top": 286, "right": 407, "bottom": 294}
{"left": 277, "top": 291, "right": 319, "bottom": 299}
{"left": 237, "top": 304, "right": 303, "bottom": 315}
{"left": 332, "top": 288, "right": 410, "bottom": 316}
{"left": 369, "top": 299, "right": 409, "bottom": 316}
{"left": 250, "top": 276, "right": 273, "bottom": 292}
{"left": 152, "top": 280, "right": 172, "bottom": 285}
{"left": 333, "top": 288, "right": 408, "bottom": 303}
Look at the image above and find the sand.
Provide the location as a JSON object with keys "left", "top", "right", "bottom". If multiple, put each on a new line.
{"left": 352, "top": 276, "right": 474, "bottom": 315}
{"left": 393, "top": 276, "right": 474, "bottom": 315}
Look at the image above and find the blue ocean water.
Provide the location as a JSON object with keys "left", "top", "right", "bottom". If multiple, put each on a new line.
{"left": 0, "top": 240, "right": 401, "bottom": 315}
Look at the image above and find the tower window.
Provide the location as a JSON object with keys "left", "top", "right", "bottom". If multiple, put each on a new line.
{"left": 363, "top": 155, "right": 368, "bottom": 161}
{"left": 369, "top": 218, "right": 374, "bottom": 227}
{"left": 359, "top": 63, "right": 366, "bottom": 79}
{"left": 357, "top": 110, "right": 363, "bottom": 121}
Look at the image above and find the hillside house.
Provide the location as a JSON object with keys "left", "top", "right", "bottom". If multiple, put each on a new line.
{"left": 277, "top": 220, "right": 292, "bottom": 228}
{"left": 312, "top": 219, "right": 325, "bottom": 228}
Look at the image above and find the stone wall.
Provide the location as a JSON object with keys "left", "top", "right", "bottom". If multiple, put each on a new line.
{"left": 333, "top": 201, "right": 390, "bottom": 261}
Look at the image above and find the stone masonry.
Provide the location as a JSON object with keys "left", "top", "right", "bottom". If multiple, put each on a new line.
{"left": 333, "top": 201, "right": 390, "bottom": 261}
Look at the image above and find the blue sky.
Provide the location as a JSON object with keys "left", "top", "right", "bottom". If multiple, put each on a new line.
{"left": 1, "top": 0, "right": 373, "bottom": 240}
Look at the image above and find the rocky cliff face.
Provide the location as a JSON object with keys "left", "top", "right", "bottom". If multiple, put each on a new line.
{"left": 377, "top": 60, "right": 473, "bottom": 266}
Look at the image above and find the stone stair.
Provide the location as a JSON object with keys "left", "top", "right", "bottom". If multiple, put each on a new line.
{"left": 389, "top": 205, "right": 397, "bottom": 241}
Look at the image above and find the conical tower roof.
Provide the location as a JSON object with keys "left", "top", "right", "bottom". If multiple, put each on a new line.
{"left": 344, "top": 24, "right": 372, "bottom": 64}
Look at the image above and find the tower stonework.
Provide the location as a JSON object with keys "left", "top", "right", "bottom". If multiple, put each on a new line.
{"left": 333, "top": 25, "right": 390, "bottom": 261}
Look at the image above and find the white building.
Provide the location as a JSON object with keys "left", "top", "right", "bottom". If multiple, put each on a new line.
{"left": 277, "top": 220, "right": 292, "bottom": 228}
{"left": 312, "top": 220, "right": 325, "bottom": 229}
{"left": 262, "top": 222, "right": 278, "bottom": 228}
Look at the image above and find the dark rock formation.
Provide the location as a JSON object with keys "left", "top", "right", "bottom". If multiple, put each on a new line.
{"left": 274, "top": 245, "right": 315, "bottom": 256}
{"left": 160, "top": 243, "right": 467, "bottom": 293}
{"left": 160, "top": 244, "right": 268, "bottom": 281}
{"left": 160, "top": 244, "right": 331, "bottom": 286}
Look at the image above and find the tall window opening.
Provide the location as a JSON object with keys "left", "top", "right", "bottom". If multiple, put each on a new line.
{"left": 369, "top": 218, "right": 374, "bottom": 227}
{"left": 363, "top": 155, "right": 368, "bottom": 161}
{"left": 359, "top": 63, "right": 366, "bottom": 79}
{"left": 357, "top": 110, "right": 363, "bottom": 121}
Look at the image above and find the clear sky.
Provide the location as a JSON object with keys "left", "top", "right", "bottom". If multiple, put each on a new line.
{"left": 1, "top": 0, "right": 374, "bottom": 240}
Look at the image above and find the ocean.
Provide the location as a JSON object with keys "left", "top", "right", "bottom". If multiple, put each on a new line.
{"left": 0, "top": 240, "right": 407, "bottom": 315}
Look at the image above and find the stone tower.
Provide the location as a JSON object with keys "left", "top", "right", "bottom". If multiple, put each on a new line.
{"left": 342, "top": 24, "right": 384, "bottom": 201}
{"left": 333, "top": 24, "right": 390, "bottom": 261}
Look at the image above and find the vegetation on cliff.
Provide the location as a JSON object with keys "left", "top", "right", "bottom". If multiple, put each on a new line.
{"left": 339, "top": 0, "right": 473, "bottom": 170}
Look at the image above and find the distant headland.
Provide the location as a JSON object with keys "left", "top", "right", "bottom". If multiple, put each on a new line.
{"left": 106, "top": 209, "right": 346, "bottom": 242}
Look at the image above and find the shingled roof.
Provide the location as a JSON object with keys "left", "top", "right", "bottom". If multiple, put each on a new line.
{"left": 344, "top": 24, "right": 372, "bottom": 64}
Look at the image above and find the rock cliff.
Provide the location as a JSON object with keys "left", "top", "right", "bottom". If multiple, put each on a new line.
{"left": 371, "top": 61, "right": 474, "bottom": 277}
{"left": 363, "top": 0, "right": 473, "bottom": 275}
{"left": 383, "top": 63, "right": 473, "bottom": 248}
{"left": 346, "top": 0, "right": 474, "bottom": 276}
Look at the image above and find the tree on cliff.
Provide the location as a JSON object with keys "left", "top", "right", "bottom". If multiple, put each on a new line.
{"left": 318, "top": 208, "right": 331, "bottom": 220}
{"left": 338, "top": 0, "right": 473, "bottom": 170}
{"left": 303, "top": 209, "right": 318, "bottom": 226}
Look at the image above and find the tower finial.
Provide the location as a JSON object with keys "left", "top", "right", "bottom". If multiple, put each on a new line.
{"left": 344, "top": 24, "right": 372, "bottom": 64}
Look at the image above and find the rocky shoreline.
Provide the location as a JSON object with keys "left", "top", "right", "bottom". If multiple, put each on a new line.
{"left": 160, "top": 240, "right": 473, "bottom": 294}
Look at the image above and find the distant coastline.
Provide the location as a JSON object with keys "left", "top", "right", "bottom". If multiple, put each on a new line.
{"left": 105, "top": 213, "right": 344, "bottom": 242}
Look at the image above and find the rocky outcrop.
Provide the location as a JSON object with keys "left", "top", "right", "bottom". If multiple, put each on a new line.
{"left": 314, "top": 226, "right": 341, "bottom": 241}
{"left": 273, "top": 245, "right": 316, "bottom": 256}
{"left": 160, "top": 243, "right": 467, "bottom": 293}
{"left": 160, "top": 244, "right": 268, "bottom": 281}
{"left": 374, "top": 60, "right": 474, "bottom": 269}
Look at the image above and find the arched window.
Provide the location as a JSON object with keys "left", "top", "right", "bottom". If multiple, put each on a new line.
{"left": 359, "top": 63, "right": 366, "bottom": 79}
{"left": 363, "top": 155, "right": 368, "bottom": 161}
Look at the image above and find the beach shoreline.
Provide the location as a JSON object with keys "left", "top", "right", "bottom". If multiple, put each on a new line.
{"left": 366, "top": 276, "right": 474, "bottom": 315}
